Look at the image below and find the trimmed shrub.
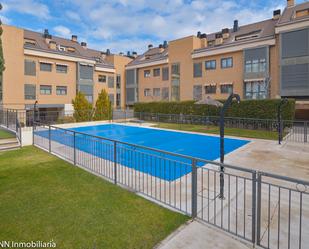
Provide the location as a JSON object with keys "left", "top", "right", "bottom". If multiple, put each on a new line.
{"left": 93, "top": 89, "right": 112, "bottom": 121}
{"left": 72, "top": 92, "right": 93, "bottom": 122}
{"left": 134, "top": 99, "right": 295, "bottom": 120}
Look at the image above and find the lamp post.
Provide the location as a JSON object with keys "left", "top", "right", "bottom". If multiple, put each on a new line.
{"left": 219, "top": 93, "right": 240, "bottom": 199}
{"left": 278, "top": 98, "right": 288, "bottom": 145}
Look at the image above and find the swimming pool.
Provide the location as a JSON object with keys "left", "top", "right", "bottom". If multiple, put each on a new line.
{"left": 35, "top": 124, "right": 249, "bottom": 181}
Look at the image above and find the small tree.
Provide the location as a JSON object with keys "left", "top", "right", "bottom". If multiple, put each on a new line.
{"left": 93, "top": 89, "right": 112, "bottom": 121}
{"left": 72, "top": 92, "right": 93, "bottom": 122}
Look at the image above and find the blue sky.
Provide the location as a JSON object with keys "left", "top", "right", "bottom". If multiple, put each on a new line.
{"left": 1, "top": 0, "right": 307, "bottom": 54}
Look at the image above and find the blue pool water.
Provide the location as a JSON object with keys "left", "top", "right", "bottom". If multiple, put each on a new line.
{"left": 36, "top": 124, "right": 249, "bottom": 181}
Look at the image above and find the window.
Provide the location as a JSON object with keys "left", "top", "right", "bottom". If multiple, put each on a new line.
{"left": 220, "top": 84, "right": 233, "bottom": 94}
{"left": 162, "top": 87, "right": 169, "bottom": 100}
{"left": 144, "top": 88, "right": 151, "bottom": 96}
{"left": 116, "top": 93, "right": 121, "bottom": 107}
{"left": 193, "top": 62, "right": 202, "bottom": 77}
{"left": 221, "top": 57, "right": 233, "bottom": 68}
{"left": 79, "top": 84, "right": 93, "bottom": 103}
{"left": 109, "top": 94, "right": 114, "bottom": 106}
{"left": 245, "top": 60, "right": 252, "bottom": 73}
{"left": 116, "top": 74, "right": 121, "bottom": 88}
{"left": 40, "top": 62, "right": 52, "bottom": 72}
{"left": 24, "top": 60, "right": 36, "bottom": 76}
{"left": 144, "top": 70, "right": 151, "bottom": 78}
{"left": 56, "top": 86, "right": 67, "bottom": 95}
{"left": 24, "top": 84, "right": 36, "bottom": 100}
{"left": 79, "top": 64, "right": 93, "bottom": 80}
{"left": 40, "top": 85, "right": 52, "bottom": 95}
{"left": 153, "top": 68, "right": 160, "bottom": 77}
{"left": 108, "top": 76, "right": 114, "bottom": 88}
{"left": 171, "top": 63, "right": 180, "bottom": 101}
{"left": 259, "top": 59, "right": 266, "bottom": 72}
{"left": 193, "top": 85, "right": 202, "bottom": 100}
{"left": 162, "top": 67, "right": 169, "bottom": 81}
{"left": 244, "top": 81, "right": 268, "bottom": 99}
{"left": 98, "top": 75, "right": 106, "bottom": 83}
{"left": 205, "top": 60, "right": 216, "bottom": 70}
{"left": 153, "top": 88, "right": 160, "bottom": 97}
{"left": 205, "top": 85, "right": 216, "bottom": 94}
{"left": 245, "top": 59, "right": 267, "bottom": 73}
{"left": 252, "top": 60, "right": 259, "bottom": 73}
{"left": 56, "top": 64, "right": 68, "bottom": 74}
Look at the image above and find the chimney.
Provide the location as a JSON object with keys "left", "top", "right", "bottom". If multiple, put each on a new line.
{"left": 148, "top": 44, "right": 153, "bottom": 49}
{"left": 233, "top": 20, "right": 239, "bottom": 32}
{"left": 163, "top": 40, "right": 168, "bottom": 48}
{"left": 200, "top": 33, "right": 207, "bottom": 48}
{"left": 222, "top": 28, "right": 230, "bottom": 39}
{"left": 49, "top": 40, "right": 57, "bottom": 50}
{"left": 197, "top": 31, "right": 201, "bottom": 38}
{"left": 71, "top": 35, "right": 77, "bottom": 42}
{"left": 81, "top": 42, "right": 87, "bottom": 49}
{"left": 43, "top": 29, "right": 52, "bottom": 44}
{"left": 287, "top": 0, "right": 295, "bottom": 8}
{"left": 215, "top": 33, "right": 223, "bottom": 46}
{"left": 273, "top": 9, "right": 281, "bottom": 20}
{"left": 158, "top": 44, "right": 164, "bottom": 52}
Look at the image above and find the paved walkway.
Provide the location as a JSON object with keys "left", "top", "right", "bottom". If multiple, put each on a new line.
{"left": 157, "top": 220, "right": 251, "bottom": 249}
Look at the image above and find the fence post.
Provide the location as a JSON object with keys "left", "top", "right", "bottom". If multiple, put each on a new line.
{"left": 15, "top": 110, "right": 18, "bottom": 132}
{"left": 256, "top": 172, "right": 262, "bottom": 246}
{"left": 114, "top": 141, "right": 117, "bottom": 184}
{"left": 6, "top": 109, "right": 8, "bottom": 128}
{"left": 304, "top": 122, "right": 308, "bottom": 143}
{"left": 73, "top": 131, "right": 76, "bottom": 165}
{"left": 252, "top": 171, "right": 257, "bottom": 245}
{"left": 191, "top": 159, "right": 198, "bottom": 218}
{"left": 48, "top": 125, "right": 51, "bottom": 153}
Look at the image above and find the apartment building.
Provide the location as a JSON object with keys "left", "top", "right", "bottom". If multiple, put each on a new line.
{"left": 125, "top": 0, "right": 309, "bottom": 113}
{"left": 0, "top": 24, "right": 132, "bottom": 113}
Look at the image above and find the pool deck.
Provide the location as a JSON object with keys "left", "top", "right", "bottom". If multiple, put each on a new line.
{"left": 42, "top": 121, "right": 309, "bottom": 249}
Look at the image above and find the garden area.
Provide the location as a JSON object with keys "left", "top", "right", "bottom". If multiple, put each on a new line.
{"left": 0, "top": 127, "right": 15, "bottom": 139}
{"left": 0, "top": 147, "right": 188, "bottom": 249}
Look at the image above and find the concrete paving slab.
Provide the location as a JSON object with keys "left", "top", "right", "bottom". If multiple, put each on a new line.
{"left": 156, "top": 220, "right": 251, "bottom": 249}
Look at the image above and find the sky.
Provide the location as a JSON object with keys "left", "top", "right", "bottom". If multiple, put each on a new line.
{"left": 0, "top": 0, "right": 307, "bottom": 54}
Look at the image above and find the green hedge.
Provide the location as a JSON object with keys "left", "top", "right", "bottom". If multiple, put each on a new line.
{"left": 134, "top": 99, "right": 295, "bottom": 120}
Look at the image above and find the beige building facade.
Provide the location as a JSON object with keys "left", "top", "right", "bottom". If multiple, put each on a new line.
{"left": 125, "top": 0, "right": 309, "bottom": 112}
{"left": 0, "top": 24, "right": 132, "bottom": 113}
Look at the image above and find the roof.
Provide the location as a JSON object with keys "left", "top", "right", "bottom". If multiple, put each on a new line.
{"left": 277, "top": 1, "right": 309, "bottom": 26}
{"left": 23, "top": 29, "right": 114, "bottom": 68}
{"left": 193, "top": 18, "right": 277, "bottom": 54}
{"left": 127, "top": 47, "right": 168, "bottom": 67}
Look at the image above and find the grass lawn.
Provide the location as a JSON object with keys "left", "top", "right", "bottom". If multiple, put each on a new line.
{"left": 0, "top": 146, "right": 188, "bottom": 249}
{"left": 0, "top": 128, "right": 15, "bottom": 139}
{"left": 154, "top": 122, "right": 278, "bottom": 140}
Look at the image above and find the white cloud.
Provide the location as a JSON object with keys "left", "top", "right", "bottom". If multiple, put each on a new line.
{"left": 4, "top": 0, "right": 50, "bottom": 19}
{"left": 53, "top": 25, "right": 71, "bottom": 37}
{"left": 0, "top": 15, "right": 11, "bottom": 24}
{"left": 65, "top": 11, "right": 81, "bottom": 22}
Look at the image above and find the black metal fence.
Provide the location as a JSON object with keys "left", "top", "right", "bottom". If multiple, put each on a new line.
{"left": 33, "top": 122, "right": 309, "bottom": 248}
{"left": 134, "top": 112, "right": 309, "bottom": 143}
{"left": 0, "top": 108, "right": 22, "bottom": 144}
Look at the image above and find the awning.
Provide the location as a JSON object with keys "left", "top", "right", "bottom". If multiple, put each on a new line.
{"left": 25, "top": 104, "right": 65, "bottom": 110}
{"left": 244, "top": 78, "right": 265, "bottom": 82}
{"left": 55, "top": 63, "right": 68, "bottom": 67}
{"left": 39, "top": 60, "right": 53, "bottom": 64}
{"left": 219, "top": 82, "right": 233, "bottom": 85}
{"left": 204, "top": 83, "right": 217, "bottom": 86}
